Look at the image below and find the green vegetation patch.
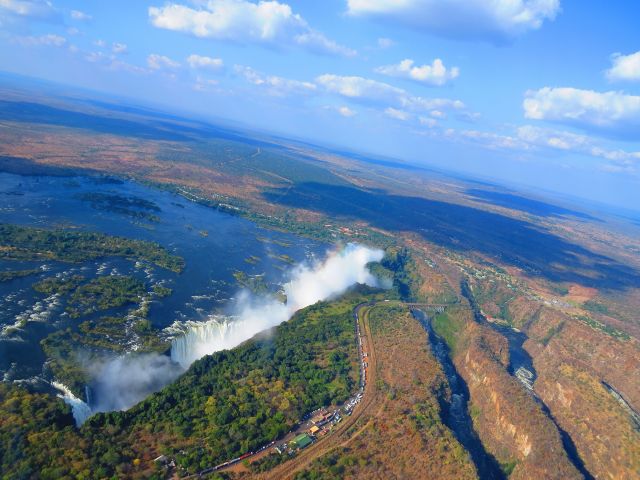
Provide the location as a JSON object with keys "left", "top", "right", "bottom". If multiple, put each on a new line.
{"left": 0, "top": 223, "right": 184, "bottom": 272}
{"left": 233, "top": 270, "right": 273, "bottom": 296}
{"left": 574, "top": 314, "right": 630, "bottom": 340}
{"left": 66, "top": 275, "right": 145, "bottom": 318}
{"left": 33, "top": 275, "right": 84, "bottom": 295}
{"left": 582, "top": 300, "right": 610, "bottom": 315}
{"left": 152, "top": 284, "right": 172, "bottom": 298}
{"left": 0, "top": 268, "right": 39, "bottom": 282}
{"left": 381, "top": 247, "right": 421, "bottom": 301}
{"left": 268, "top": 252, "right": 296, "bottom": 265}
{"left": 0, "top": 384, "right": 81, "bottom": 480}
{"left": 432, "top": 307, "right": 468, "bottom": 354}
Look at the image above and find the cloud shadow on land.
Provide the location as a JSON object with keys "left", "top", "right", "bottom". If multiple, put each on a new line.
{"left": 465, "top": 188, "right": 598, "bottom": 221}
{"left": 263, "top": 182, "right": 640, "bottom": 290}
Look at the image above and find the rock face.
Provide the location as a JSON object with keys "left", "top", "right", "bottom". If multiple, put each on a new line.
{"left": 471, "top": 271, "right": 640, "bottom": 480}
{"left": 525, "top": 307, "right": 640, "bottom": 480}
{"left": 449, "top": 315, "right": 582, "bottom": 480}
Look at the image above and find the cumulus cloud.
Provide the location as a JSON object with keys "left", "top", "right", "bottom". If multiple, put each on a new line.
{"left": 375, "top": 58, "right": 459, "bottom": 86}
{"left": 187, "top": 53, "right": 224, "bottom": 70}
{"left": 70, "top": 9, "right": 91, "bottom": 21}
{"left": 0, "top": 0, "right": 60, "bottom": 22}
{"left": 606, "top": 51, "right": 640, "bottom": 83}
{"left": 235, "top": 64, "right": 316, "bottom": 96}
{"left": 149, "top": 0, "right": 355, "bottom": 56}
{"left": 316, "top": 73, "right": 467, "bottom": 116}
{"left": 346, "top": 0, "right": 560, "bottom": 43}
{"left": 523, "top": 87, "right": 640, "bottom": 141}
{"left": 147, "top": 53, "right": 181, "bottom": 70}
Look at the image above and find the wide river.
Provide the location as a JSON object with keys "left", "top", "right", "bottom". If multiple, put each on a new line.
{"left": 0, "top": 172, "right": 325, "bottom": 383}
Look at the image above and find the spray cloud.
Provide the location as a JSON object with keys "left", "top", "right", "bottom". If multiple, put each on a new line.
{"left": 171, "top": 243, "right": 384, "bottom": 367}
{"left": 64, "top": 243, "right": 383, "bottom": 423}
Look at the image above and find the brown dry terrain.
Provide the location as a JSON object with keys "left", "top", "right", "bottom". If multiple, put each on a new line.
{"left": 256, "top": 304, "right": 477, "bottom": 480}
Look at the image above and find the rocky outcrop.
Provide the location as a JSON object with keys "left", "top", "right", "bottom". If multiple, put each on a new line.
{"left": 525, "top": 307, "right": 640, "bottom": 479}
{"left": 450, "top": 315, "right": 581, "bottom": 480}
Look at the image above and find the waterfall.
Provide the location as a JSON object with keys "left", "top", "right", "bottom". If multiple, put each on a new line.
{"left": 171, "top": 316, "right": 236, "bottom": 367}
{"left": 171, "top": 243, "right": 384, "bottom": 368}
{"left": 52, "top": 381, "right": 93, "bottom": 426}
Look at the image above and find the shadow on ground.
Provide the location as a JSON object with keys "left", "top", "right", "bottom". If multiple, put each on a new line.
{"left": 466, "top": 189, "right": 597, "bottom": 221}
{"left": 264, "top": 182, "right": 638, "bottom": 290}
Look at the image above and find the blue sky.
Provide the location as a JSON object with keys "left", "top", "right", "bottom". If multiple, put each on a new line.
{"left": 0, "top": 0, "right": 639, "bottom": 210}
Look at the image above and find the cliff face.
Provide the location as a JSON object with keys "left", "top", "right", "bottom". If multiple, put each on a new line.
{"left": 471, "top": 268, "right": 640, "bottom": 480}
{"left": 524, "top": 307, "right": 640, "bottom": 479}
{"left": 525, "top": 306, "right": 640, "bottom": 411}
{"left": 444, "top": 312, "right": 581, "bottom": 480}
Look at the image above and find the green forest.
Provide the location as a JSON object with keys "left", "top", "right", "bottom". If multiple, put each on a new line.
{"left": 0, "top": 286, "right": 384, "bottom": 479}
{"left": 0, "top": 224, "right": 184, "bottom": 272}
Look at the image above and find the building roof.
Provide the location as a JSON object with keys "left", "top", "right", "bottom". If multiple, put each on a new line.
{"left": 293, "top": 433, "right": 313, "bottom": 449}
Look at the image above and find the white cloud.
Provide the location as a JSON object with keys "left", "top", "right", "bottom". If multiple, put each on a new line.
{"left": 377, "top": 37, "right": 395, "bottom": 48}
{"left": 606, "top": 51, "right": 640, "bottom": 83}
{"left": 375, "top": 58, "right": 459, "bottom": 86}
{"left": 385, "top": 107, "right": 410, "bottom": 121}
{"left": 149, "top": 0, "right": 355, "bottom": 56}
{"left": 315, "top": 73, "right": 468, "bottom": 118}
{"left": 518, "top": 125, "right": 640, "bottom": 165}
{"left": 0, "top": 0, "right": 60, "bottom": 21}
{"left": 147, "top": 53, "right": 181, "bottom": 70}
{"left": 449, "top": 128, "right": 529, "bottom": 150}
{"left": 108, "top": 59, "right": 148, "bottom": 75}
{"left": 517, "top": 125, "right": 590, "bottom": 151}
{"left": 13, "top": 33, "right": 65, "bottom": 46}
{"left": 193, "top": 75, "right": 220, "bottom": 91}
{"left": 444, "top": 124, "right": 640, "bottom": 169}
{"left": 235, "top": 65, "right": 316, "bottom": 96}
{"left": 346, "top": 0, "right": 559, "bottom": 43}
{"left": 70, "top": 9, "right": 91, "bottom": 21}
{"left": 524, "top": 87, "right": 640, "bottom": 140}
{"left": 294, "top": 31, "right": 356, "bottom": 57}
{"left": 93, "top": 39, "right": 106, "bottom": 48}
{"left": 186, "top": 53, "right": 224, "bottom": 71}
{"left": 316, "top": 74, "right": 404, "bottom": 103}
{"left": 85, "top": 51, "right": 148, "bottom": 74}
{"left": 112, "top": 42, "right": 127, "bottom": 54}
{"left": 85, "top": 51, "right": 105, "bottom": 63}
{"left": 419, "top": 116, "right": 437, "bottom": 127}
{"left": 338, "top": 106, "right": 356, "bottom": 117}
